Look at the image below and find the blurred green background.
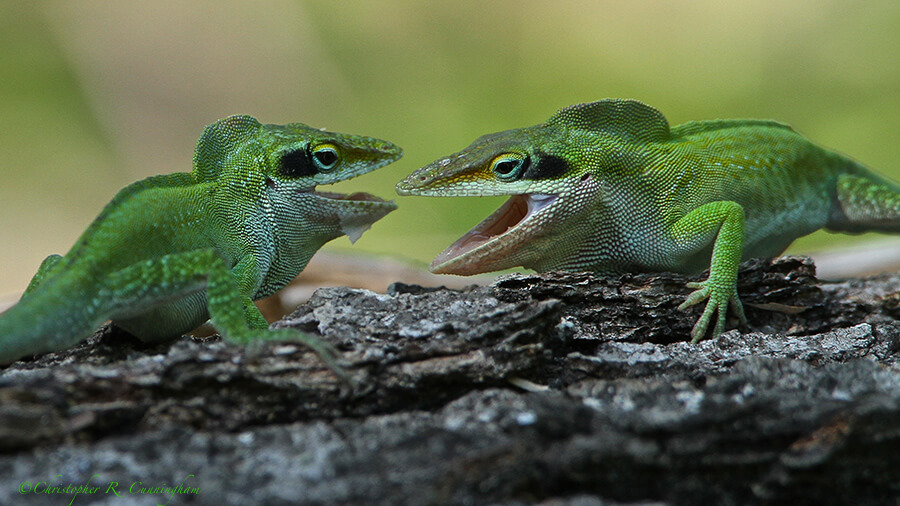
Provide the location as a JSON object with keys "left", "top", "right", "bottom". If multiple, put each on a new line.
{"left": 2, "top": 0, "right": 899, "bottom": 297}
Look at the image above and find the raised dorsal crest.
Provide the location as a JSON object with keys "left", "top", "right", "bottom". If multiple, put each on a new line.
{"left": 193, "top": 115, "right": 262, "bottom": 181}
{"left": 547, "top": 98, "right": 670, "bottom": 143}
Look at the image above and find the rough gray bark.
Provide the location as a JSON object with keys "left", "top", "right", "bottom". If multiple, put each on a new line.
{"left": 2, "top": 256, "right": 900, "bottom": 505}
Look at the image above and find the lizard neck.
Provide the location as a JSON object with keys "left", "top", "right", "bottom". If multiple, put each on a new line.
{"left": 250, "top": 192, "right": 338, "bottom": 300}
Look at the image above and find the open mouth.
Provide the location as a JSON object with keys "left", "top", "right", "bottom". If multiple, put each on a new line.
{"left": 432, "top": 193, "right": 557, "bottom": 269}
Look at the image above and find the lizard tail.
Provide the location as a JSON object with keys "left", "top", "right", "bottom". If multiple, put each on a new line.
{"left": 827, "top": 173, "right": 900, "bottom": 234}
{"left": 0, "top": 282, "right": 102, "bottom": 364}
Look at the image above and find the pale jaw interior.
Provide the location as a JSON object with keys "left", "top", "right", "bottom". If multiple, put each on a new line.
{"left": 431, "top": 193, "right": 558, "bottom": 269}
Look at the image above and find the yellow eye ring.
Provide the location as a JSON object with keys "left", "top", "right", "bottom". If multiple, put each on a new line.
{"left": 311, "top": 143, "right": 340, "bottom": 171}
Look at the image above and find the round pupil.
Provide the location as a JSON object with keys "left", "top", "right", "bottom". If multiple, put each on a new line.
{"left": 495, "top": 159, "right": 519, "bottom": 175}
{"left": 315, "top": 149, "right": 337, "bottom": 166}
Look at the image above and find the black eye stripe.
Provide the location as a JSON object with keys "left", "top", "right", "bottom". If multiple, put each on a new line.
{"left": 520, "top": 156, "right": 531, "bottom": 174}
{"left": 279, "top": 148, "right": 316, "bottom": 178}
{"left": 522, "top": 152, "right": 568, "bottom": 180}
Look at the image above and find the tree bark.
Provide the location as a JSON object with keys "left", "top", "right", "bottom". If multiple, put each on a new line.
{"left": 2, "top": 256, "right": 899, "bottom": 505}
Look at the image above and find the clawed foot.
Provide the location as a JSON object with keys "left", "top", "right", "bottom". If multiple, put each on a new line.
{"left": 677, "top": 279, "right": 747, "bottom": 343}
{"left": 287, "top": 330, "right": 354, "bottom": 386}
{"left": 239, "top": 328, "right": 354, "bottom": 386}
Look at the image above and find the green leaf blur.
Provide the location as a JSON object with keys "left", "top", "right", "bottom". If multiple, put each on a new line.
{"left": 1, "top": 1, "right": 898, "bottom": 294}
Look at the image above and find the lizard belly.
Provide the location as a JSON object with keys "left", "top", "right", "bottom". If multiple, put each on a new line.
{"left": 741, "top": 195, "right": 831, "bottom": 259}
{"left": 530, "top": 199, "right": 676, "bottom": 274}
{"left": 112, "top": 292, "right": 209, "bottom": 342}
{"left": 567, "top": 195, "right": 830, "bottom": 276}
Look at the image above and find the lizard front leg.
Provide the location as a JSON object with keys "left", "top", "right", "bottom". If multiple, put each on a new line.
{"left": 208, "top": 253, "right": 344, "bottom": 376}
{"left": 668, "top": 201, "right": 748, "bottom": 342}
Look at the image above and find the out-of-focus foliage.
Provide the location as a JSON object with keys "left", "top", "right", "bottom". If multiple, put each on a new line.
{"left": 1, "top": 1, "right": 898, "bottom": 294}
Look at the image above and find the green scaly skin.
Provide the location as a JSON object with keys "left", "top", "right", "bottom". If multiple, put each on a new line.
{"left": 397, "top": 98, "right": 900, "bottom": 342}
{"left": 0, "top": 115, "right": 401, "bottom": 375}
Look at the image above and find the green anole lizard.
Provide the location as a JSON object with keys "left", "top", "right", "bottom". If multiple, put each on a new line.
{"left": 0, "top": 115, "right": 401, "bottom": 372}
{"left": 396, "top": 98, "right": 900, "bottom": 341}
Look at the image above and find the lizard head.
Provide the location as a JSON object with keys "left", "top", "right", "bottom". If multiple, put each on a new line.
{"left": 395, "top": 99, "right": 670, "bottom": 275}
{"left": 395, "top": 120, "right": 595, "bottom": 275}
{"left": 195, "top": 115, "right": 401, "bottom": 244}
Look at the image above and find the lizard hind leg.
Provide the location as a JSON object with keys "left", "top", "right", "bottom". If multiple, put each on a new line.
{"left": 105, "top": 249, "right": 346, "bottom": 381}
{"left": 829, "top": 174, "right": 900, "bottom": 233}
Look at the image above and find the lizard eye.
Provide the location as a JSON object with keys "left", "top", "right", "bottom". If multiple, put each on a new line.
{"left": 311, "top": 143, "right": 340, "bottom": 172}
{"left": 490, "top": 154, "right": 530, "bottom": 181}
